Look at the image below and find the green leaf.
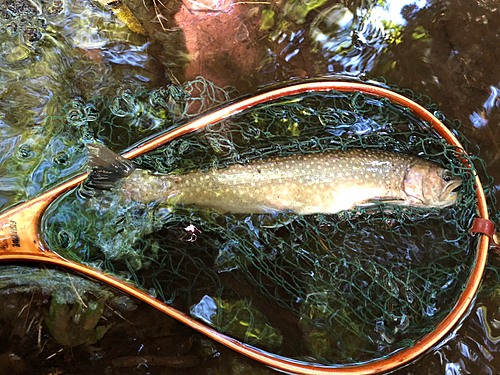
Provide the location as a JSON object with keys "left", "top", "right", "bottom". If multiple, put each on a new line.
{"left": 260, "top": 9, "right": 275, "bottom": 31}
{"left": 45, "top": 297, "right": 112, "bottom": 347}
{"left": 283, "top": 0, "right": 328, "bottom": 24}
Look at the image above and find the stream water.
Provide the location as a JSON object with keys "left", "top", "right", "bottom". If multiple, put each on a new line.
{"left": 1, "top": 0, "right": 500, "bottom": 373}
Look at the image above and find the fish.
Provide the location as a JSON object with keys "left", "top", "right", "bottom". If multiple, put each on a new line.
{"left": 85, "top": 144, "right": 462, "bottom": 215}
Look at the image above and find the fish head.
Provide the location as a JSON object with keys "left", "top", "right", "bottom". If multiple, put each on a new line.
{"left": 403, "top": 162, "right": 462, "bottom": 208}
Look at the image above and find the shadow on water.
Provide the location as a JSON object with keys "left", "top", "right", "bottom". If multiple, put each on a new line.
{"left": 1, "top": 0, "right": 500, "bottom": 373}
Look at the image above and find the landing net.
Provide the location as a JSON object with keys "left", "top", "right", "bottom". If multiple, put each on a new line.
{"left": 42, "top": 85, "right": 481, "bottom": 365}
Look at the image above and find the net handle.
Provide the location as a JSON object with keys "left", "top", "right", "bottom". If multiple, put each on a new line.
{"left": 0, "top": 81, "right": 489, "bottom": 374}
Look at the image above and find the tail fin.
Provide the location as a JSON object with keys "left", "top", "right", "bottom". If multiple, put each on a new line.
{"left": 85, "top": 143, "right": 136, "bottom": 190}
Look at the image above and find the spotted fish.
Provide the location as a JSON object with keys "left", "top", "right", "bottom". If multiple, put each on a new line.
{"left": 85, "top": 144, "right": 462, "bottom": 215}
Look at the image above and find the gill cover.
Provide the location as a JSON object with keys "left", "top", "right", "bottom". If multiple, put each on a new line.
{"left": 403, "top": 162, "right": 461, "bottom": 207}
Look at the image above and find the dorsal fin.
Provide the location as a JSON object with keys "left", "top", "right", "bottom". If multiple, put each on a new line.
{"left": 85, "top": 143, "right": 136, "bottom": 190}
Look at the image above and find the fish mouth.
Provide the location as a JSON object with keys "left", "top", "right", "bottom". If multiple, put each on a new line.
{"left": 440, "top": 180, "right": 463, "bottom": 202}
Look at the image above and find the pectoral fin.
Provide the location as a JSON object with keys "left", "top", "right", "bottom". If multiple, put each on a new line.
{"left": 355, "top": 196, "right": 405, "bottom": 209}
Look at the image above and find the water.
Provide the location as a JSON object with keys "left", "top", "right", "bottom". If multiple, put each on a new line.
{"left": 1, "top": 0, "right": 500, "bottom": 373}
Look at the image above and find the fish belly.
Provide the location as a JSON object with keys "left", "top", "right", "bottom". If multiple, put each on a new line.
{"left": 169, "top": 151, "right": 403, "bottom": 214}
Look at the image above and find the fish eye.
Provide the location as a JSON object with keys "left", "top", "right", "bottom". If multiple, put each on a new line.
{"left": 442, "top": 170, "right": 453, "bottom": 182}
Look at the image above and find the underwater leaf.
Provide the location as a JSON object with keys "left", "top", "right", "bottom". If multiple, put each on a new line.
{"left": 93, "top": 0, "right": 147, "bottom": 35}
{"left": 45, "top": 297, "right": 112, "bottom": 347}
{"left": 260, "top": 9, "right": 275, "bottom": 31}
{"left": 190, "top": 296, "right": 283, "bottom": 350}
{"left": 282, "top": 0, "right": 328, "bottom": 24}
{"left": 411, "top": 26, "right": 429, "bottom": 41}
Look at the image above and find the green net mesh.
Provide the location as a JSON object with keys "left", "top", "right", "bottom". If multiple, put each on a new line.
{"left": 62, "top": 76, "right": 237, "bottom": 149}
{"left": 41, "top": 86, "right": 480, "bottom": 365}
